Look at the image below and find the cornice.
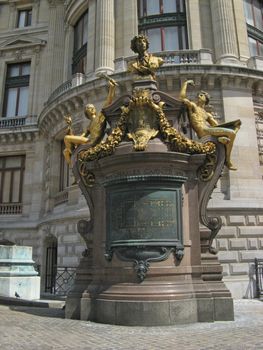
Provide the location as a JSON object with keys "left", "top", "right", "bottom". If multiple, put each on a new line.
{"left": 38, "top": 64, "right": 263, "bottom": 137}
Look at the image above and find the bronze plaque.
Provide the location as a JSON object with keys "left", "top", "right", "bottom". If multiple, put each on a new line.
{"left": 107, "top": 186, "right": 182, "bottom": 243}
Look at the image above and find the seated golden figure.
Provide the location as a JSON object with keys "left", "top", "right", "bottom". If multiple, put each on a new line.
{"left": 128, "top": 34, "right": 163, "bottom": 80}
{"left": 63, "top": 78, "right": 117, "bottom": 165}
{"left": 180, "top": 80, "right": 241, "bottom": 170}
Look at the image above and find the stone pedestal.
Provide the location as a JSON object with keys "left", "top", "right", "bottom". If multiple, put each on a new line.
{"left": 0, "top": 245, "right": 40, "bottom": 300}
{"left": 66, "top": 141, "right": 234, "bottom": 324}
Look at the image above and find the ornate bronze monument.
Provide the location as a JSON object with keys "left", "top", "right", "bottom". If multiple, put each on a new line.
{"left": 65, "top": 35, "right": 240, "bottom": 325}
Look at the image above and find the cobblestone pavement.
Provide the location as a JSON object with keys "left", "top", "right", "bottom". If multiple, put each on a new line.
{"left": 0, "top": 300, "right": 262, "bottom": 350}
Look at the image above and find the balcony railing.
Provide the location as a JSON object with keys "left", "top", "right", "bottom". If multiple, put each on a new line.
{"left": 46, "top": 79, "right": 72, "bottom": 104}
{"left": 115, "top": 49, "right": 213, "bottom": 72}
{"left": 0, "top": 203, "right": 22, "bottom": 215}
{"left": 0, "top": 115, "right": 37, "bottom": 129}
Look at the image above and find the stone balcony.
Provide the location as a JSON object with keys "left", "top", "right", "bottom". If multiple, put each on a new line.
{"left": 38, "top": 49, "right": 263, "bottom": 138}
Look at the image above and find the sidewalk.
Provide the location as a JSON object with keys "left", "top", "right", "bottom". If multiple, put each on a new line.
{"left": 0, "top": 299, "right": 262, "bottom": 350}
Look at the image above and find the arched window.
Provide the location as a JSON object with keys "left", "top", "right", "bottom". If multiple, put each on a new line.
{"left": 244, "top": 0, "right": 263, "bottom": 56}
{"left": 72, "top": 10, "right": 88, "bottom": 74}
{"left": 138, "top": 0, "right": 188, "bottom": 52}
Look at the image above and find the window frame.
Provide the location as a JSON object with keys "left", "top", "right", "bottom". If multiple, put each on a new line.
{"left": 72, "top": 10, "right": 88, "bottom": 74}
{"left": 138, "top": 0, "right": 188, "bottom": 52}
{"left": 59, "top": 141, "right": 70, "bottom": 192}
{"left": 3, "top": 62, "right": 31, "bottom": 118}
{"left": 17, "top": 8, "right": 32, "bottom": 28}
{"left": 0, "top": 155, "right": 25, "bottom": 204}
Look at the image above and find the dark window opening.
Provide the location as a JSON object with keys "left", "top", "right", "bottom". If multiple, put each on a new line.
{"left": 72, "top": 11, "right": 88, "bottom": 74}
{"left": 138, "top": 0, "right": 188, "bottom": 52}
{"left": 0, "top": 155, "right": 25, "bottom": 204}
{"left": 17, "top": 9, "right": 32, "bottom": 28}
{"left": 3, "top": 62, "right": 31, "bottom": 118}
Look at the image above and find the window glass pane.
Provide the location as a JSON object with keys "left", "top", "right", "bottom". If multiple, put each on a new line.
{"left": 8, "top": 65, "right": 20, "bottom": 77}
{"left": 248, "top": 36, "right": 258, "bottom": 56}
{"left": 18, "top": 86, "right": 29, "bottom": 116}
{"left": 83, "top": 12, "right": 88, "bottom": 45}
{"left": 6, "top": 88, "right": 18, "bottom": 118}
{"left": 254, "top": 1, "right": 263, "bottom": 31}
{"left": 139, "top": 0, "right": 144, "bottom": 17}
{"left": 18, "top": 11, "right": 26, "bottom": 27}
{"left": 164, "top": 26, "right": 179, "bottom": 50}
{"left": 181, "top": 25, "right": 187, "bottom": 49}
{"left": 147, "top": 28, "right": 162, "bottom": 52}
{"left": 22, "top": 63, "right": 31, "bottom": 76}
{"left": 2, "top": 171, "right": 11, "bottom": 203}
{"left": 244, "top": 0, "right": 254, "bottom": 25}
{"left": 163, "top": 0, "right": 177, "bottom": 13}
{"left": 5, "top": 157, "right": 22, "bottom": 168}
{"left": 146, "top": 0, "right": 160, "bottom": 15}
{"left": 27, "top": 10, "right": 32, "bottom": 26}
{"left": 12, "top": 171, "right": 21, "bottom": 202}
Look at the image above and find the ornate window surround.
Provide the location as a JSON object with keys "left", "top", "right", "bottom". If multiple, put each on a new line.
{"left": 0, "top": 36, "right": 46, "bottom": 120}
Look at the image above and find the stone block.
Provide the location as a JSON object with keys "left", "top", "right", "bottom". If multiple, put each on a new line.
{"left": 247, "top": 216, "right": 256, "bottom": 225}
{"left": 258, "top": 238, "right": 263, "bottom": 249}
{"left": 257, "top": 216, "right": 263, "bottom": 225}
{"left": 62, "top": 234, "right": 79, "bottom": 244}
{"left": 240, "top": 250, "right": 263, "bottom": 262}
{"left": 213, "top": 298, "right": 234, "bottom": 321}
{"left": 217, "top": 226, "right": 237, "bottom": 238}
{"left": 227, "top": 215, "right": 245, "bottom": 225}
{"left": 216, "top": 238, "right": 228, "bottom": 250}
{"left": 62, "top": 256, "right": 79, "bottom": 266}
{"left": 218, "top": 251, "right": 239, "bottom": 263}
{"left": 239, "top": 227, "right": 263, "bottom": 237}
{"left": 247, "top": 238, "right": 258, "bottom": 250}
{"left": 57, "top": 246, "right": 65, "bottom": 256}
{"left": 229, "top": 238, "right": 247, "bottom": 250}
{"left": 221, "top": 264, "right": 230, "bottom": 276}
{"left": 229, "top": 263, "right": 249, "bottom": 275}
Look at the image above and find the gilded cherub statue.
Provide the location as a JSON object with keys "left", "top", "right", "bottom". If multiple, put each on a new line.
{"left": 63, "top": 76, "right": 118, "bottom": 165}
{"left": 180, "top": 80, "right": 241, "bottom": 170}
{"left": 128, "top": 34, "right": 163, "bottom": 80}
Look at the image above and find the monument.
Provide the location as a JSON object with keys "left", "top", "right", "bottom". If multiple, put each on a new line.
{"left": 64, "top": 35, "right": 240, "bottom": 325}
{"left": 0, "top": 241, "right": 40, "bottom": 300}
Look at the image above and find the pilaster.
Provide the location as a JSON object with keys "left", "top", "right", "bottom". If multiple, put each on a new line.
{"left": 221, "top": 87, "right": 263, "bottom": 200}
{"left": 186, "top": 0, "right": 202, "bottom": 49}
{"left": 44, "top": 1, "right": 66, "bottom": 100}
{"left": 115, "top": 0, "right": 138, "bottom": 58}
{"left": 232, "top": 0, "right": 250, "bottom": 63}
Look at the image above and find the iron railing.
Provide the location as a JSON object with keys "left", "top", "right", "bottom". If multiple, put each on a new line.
{"left": 55, "top": 267, "right": 76, "bottom": 296}
{"left": 255, "top": 258, "right": 263, "bottom": 299}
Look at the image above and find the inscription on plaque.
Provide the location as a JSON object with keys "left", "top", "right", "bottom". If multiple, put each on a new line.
{"left": 107, "top": 188, "right": 182, "bottom": 242}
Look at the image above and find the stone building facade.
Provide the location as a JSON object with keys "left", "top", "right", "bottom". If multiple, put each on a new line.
{"left": 0, "top": 0, "right": 262, "bottom": 298}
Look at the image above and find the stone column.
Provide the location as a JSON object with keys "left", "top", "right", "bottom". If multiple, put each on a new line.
{"left": 95, "top": 0, "right": 115, "bottom": 75}
{"left": 210, "top": 0, "right": 239, "bottom": 65}
{"left": 185, "top": 0, "right": 202, "bottom": 49}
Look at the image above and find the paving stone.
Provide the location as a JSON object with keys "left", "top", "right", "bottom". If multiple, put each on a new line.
{"left": 0, "top": 300, "right": 262, "bottom": 350}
